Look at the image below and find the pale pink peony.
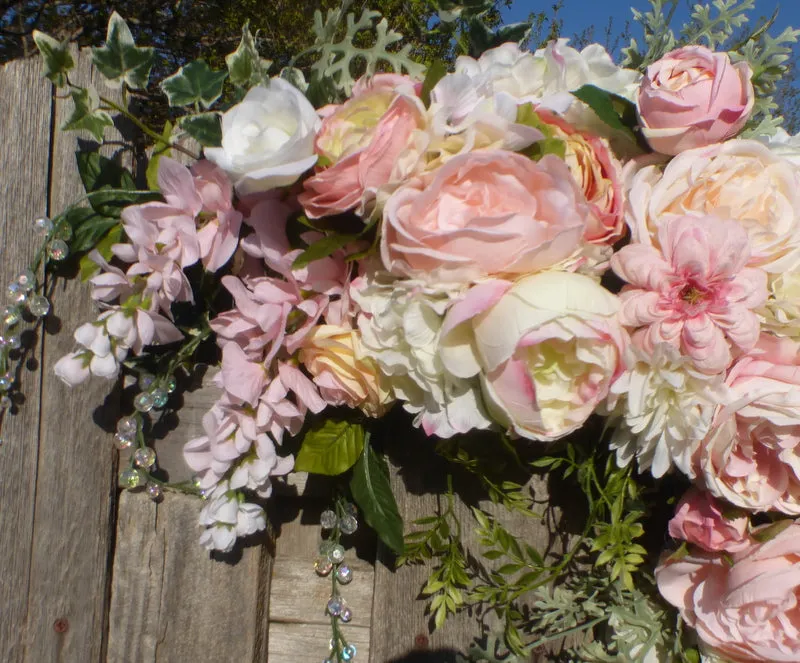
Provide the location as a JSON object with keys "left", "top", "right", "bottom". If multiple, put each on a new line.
{"left": 697, "top": 335, "right": 800, "bottom": 514}
{"left": 440, "top": 272, "right": 625, "bottom": 441}
{"left": 381, "top": 151, "right": 588, "bottom": 282}
{"left": 638, "top": 46, "right": 754, "bottom": 155}
{"left": 611, "top": 215, "right": 767, "bottom": 373}
{"left": 656, "top": 521, "right": 800, "bottom": 662}
{"left": 668, "top": 488, "right": 751, "bottom": 553}
{"left": 299, "top": 74, "right": 424, "bottom": 218}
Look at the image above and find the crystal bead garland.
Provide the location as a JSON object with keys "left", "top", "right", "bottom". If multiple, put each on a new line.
{"left": 316, "top": 499, "right": 359, "bottom": 661}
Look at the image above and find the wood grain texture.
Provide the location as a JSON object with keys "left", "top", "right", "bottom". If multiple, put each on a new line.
{"left": 107, "top": 491, "right": 271, "bottom": 663}
{"left": 268, "top": 501, "right": 374, "bottom": 662}
{"left": 21, "top": 48, "right": 121, "bottom": 663}
{"left": 0, "top": 53, "right": 52, "bottom": 663}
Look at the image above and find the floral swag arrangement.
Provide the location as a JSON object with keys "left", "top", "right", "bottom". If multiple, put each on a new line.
{"left": 11, "top": 0, "right": 800, "bottom": 660}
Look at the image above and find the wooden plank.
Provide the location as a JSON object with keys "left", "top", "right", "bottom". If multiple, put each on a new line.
{"left": 0, "top": 54, "right": 53, "bottom": 663}
{"left": 106, "top": 491, "right": 271, "bottom": 663}
{"left": 21, "top": 48, "right": 120, "bottom": 663}
{"left": 269, "top": 500, "right": 374, "bottom": 662}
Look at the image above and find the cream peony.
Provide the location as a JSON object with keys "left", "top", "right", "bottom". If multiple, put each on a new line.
{"left": 440, "top": 273, "right": 625, "bottom": 442}
{"left": 625, "top": 139, "right": 800, "bottom": 272}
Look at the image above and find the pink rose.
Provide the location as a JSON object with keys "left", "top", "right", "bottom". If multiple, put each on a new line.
{"left": 299, "top": 74, "right": 424, "bottom": 218}
{"left": 638, "top": 46, "right": 754, "bottom": 155}
{"left": 668, "top": 488, "right": 750, "bottom": 553}
{"left": 656, "top": 521, "right": 800, "bottom": 662}
{"left": 611, "top": 215, "right": 767, "bottom": 373}
{"left": 537, "top": 110, "right": 625, "bottom": 246}
{"left": 697, "top": 335, "right": 800, "bottom": 514}
{"left": 381, "top": 151, "right": 588, "bottom": 282}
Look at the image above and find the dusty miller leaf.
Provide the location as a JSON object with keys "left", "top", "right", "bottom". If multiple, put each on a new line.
{"left": 32, "top": 30, "right": 74, "bottom": 87}
{"left": 161, "top": 60, "right": 227, "bottom": 108}
{"left": 91, "top": 11, "right": 155, "bottom": 89}
{"left": 62, "top": 87, "right": 113, "bottom": 142}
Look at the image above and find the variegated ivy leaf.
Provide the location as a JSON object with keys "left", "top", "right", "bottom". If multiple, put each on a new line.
{"left": 32, "top": 30, "right": 74, "bottom": 87}
{"left": 161, "top": 60, "right": 227, "bottom": 108}
{"left": 280, "top": 66, "right": 308, "bottom": 93}
{"left": 179, "top": 113, "right": 222, "bottom": 147}
{"left": 226, "top": 22, "right": 271, "bottom": 89}
{"left": 91, "top": 12, "right": 155, "bottom": 90}
{"left": 62, "top": 87, "right": 114, "bottom": 142}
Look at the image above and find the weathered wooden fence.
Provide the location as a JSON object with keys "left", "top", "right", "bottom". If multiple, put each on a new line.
{"left": 0, "top": 51, "right": 568, "bottom": 663}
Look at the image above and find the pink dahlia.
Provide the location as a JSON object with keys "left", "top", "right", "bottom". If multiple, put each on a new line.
{"left": 611, "top": 215, "right": 767, "bottom": 373}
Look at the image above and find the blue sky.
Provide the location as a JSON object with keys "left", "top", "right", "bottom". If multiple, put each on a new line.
{"left": 503, "top": 0, "right": 800, "bottom": 51}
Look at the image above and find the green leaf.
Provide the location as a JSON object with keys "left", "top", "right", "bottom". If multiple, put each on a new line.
{"left": 79, "top": 224, "right": 123, "bottom": 280}
{"left": 571, "top": 84, "right": 639, "bottom": 142}
{"left": 62, "top": 87, "right": 114, "bottom": 142}
{"left": 161, "top": 60, "right": 228, "bottom": 108}
{"left": 91, "top": 12, "right": 155, "bottom": 89}
{"left": 63, "top": 207, "right": 119, "bottom": 253}
{"left": 295, "top": 419, "right": 365, "bottom": 475}
{"left": 420, "top": 59, "right": 448, "bottom": 108}
{"left": 180, "top": 113, "right": 222, "bottom": 147}
{"left": 752, "top": 518, "right": 793, "bottom": 543}
{"left": 32, "top": 30, "right": 74, "bottom": 87}
{"left": 75, "top": 151, "right": 158, "bottom": 217}
{"left": 226, "top": 22, "right": 271, "bottom": 88}
{"left": 146, "top": 121, "right": 174, "bottom": 191}
{"left": 292, "top": 232, "right": 357, "bottom": 269}
{"left": 350, "top": 442, "right": 404, "bottom": 555}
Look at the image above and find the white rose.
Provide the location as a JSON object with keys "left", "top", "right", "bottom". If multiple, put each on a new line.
{"left": 205, "top": 78, "right": 319, "bottom": 195}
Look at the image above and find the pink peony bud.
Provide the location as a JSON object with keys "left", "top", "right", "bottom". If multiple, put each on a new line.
{"left": 668, "top": 488, "right": 750, "bottom": 553}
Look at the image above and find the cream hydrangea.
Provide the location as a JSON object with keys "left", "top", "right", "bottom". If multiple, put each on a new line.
{"left": 609, "top": 343, "right": 728, "bottom": 478}
{"left": 350, "top": 270, "right": 492, "bottom": 438}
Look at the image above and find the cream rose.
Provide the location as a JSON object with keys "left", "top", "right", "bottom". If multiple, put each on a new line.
{"left": 626, "top": 139, "right": 800, "bottom": 272}
{"left": 440, "top": 273, "right": 625, "bottom": 441}
{"left": 299, "top": 324, "right": 392, "bottom": 418}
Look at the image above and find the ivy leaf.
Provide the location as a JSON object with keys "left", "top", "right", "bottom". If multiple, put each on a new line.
{"left": 32, "top": 30, "right": 74, "bottom": 87}
{"left": 91, "top": 12, "right": 155, "bottom": 89}
{"left": 571, "top": 84, "right": 639, "bottom": 143}
{"left": 180, "top": 113, "right": 222, "bottom": 147}
{"left": 292, "top": 232, "right": 357, "bottom": 269}
{"left": 161, "top": 60, "right": 228, "bottom": 108}
{"left": 350, "top": 442, "right": 404, "bottom": 555}
{"left": 226, "top": 21, "right": 271, "bottom": 88}
{"left": 295, "top": 420, "right": 365, "bottom": 475}
{"left": 62, "top": 87, "right": 114, "bottom": 143}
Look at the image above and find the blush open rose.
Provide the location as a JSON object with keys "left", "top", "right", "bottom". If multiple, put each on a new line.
{"left": 381, "top": 150, "right": 588, "bottom": 282}
{"left": 638, "top": 45, "right": 754, "bottom": 155}
{"left": 299, "top": 74, "right": 424, "bottom": 219}
{"left": 657, "top": 521, "right": 800, "bottom": 662}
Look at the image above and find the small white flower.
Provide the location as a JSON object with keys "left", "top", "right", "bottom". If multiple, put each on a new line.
{"left": 205, "top": 79, "right": 319, "bottom": 195}
{"left": 235, "top": 502, "right": 266, "bottom": 537}
{"left": 54, "top": 351, "right": 90, "bottom": 386}
{"left": 199, "top": 525, "right": 237, "bottom": 553}
{"left": 609, "top": 343, "right": 728, "bottom": 478}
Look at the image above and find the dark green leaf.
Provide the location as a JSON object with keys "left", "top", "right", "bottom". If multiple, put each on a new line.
{"left": 292, "top": 232, "right": 358, "bottom": 269}
{"left": 180, "top": 113, "right": 222, "bottom": 147}
{"left": 161, "top": 60, "right": 228, "bottom": 108}
{"left": 571, "top": 85, "right": 639, "bottom": 142}
{"left": 75, "top": 151, "right": 157, "bottom": 216}
{"left": 32, "top": 30, "right": 74, "bottom": 87}
{"left": 420, "top": 59, "right": 447, "bottom": 107}
{"left": 62, "top": 87, "right": 114, "bottom": 142}
{"left": 63, "top": 207, "right": 119, "bottom": 252}
{"left": 91, "top": 12, "right": 155, "bottom": 90}
{"left": 350, "top": 442, "right": 404, "bottom": 554}
{"left": 295, "top": 419, "right": 365, "bottom": 475}
{"left": 226, "top": 22, "right": 271, "bottom": 88}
